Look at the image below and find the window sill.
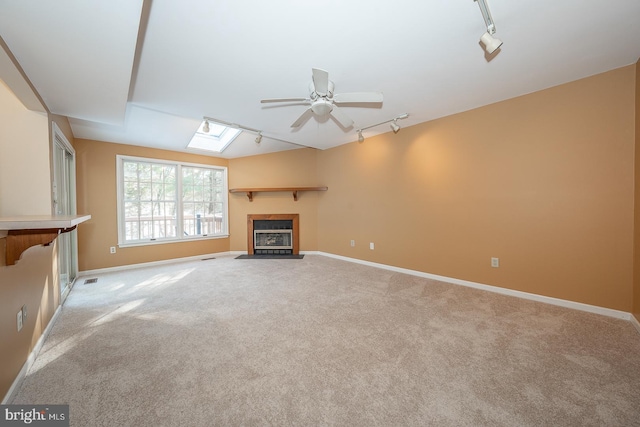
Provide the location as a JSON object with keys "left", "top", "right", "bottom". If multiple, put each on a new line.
{"left": 118, "top": 233, "right": 230, "bottom": 248}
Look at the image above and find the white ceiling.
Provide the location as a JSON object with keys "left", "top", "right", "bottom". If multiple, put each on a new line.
{"left": 1, "top": 0, "right": 640, "bottom": 159}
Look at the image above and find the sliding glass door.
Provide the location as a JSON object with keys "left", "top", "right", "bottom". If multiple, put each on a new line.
{"left": 52, "top": 123, "right": 77, "bottom": 297}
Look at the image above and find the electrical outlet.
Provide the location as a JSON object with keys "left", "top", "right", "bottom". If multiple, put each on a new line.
{"left": 350, "top": 240, "right": 355, "bottom": 247}
{"left": 17, "top": 309, "right": 23, "bottom": 332}
{"left": 110, "top": 246, "right": 116, "bottom": 254}
{"left": 491, "top": 257, "right": 499, "bottom": 268}
{"left": 370, "top": 242, "right": 375, "bottom": 250}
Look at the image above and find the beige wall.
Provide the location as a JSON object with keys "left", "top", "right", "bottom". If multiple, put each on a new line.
{"left": 0, "top": 78, "right": 60, "bottom": 400}
{"left": 75, "top": 141, "right": 322, "bottom": 268}
{"left": 228, "top": 148, "right": 320, "bottom": 252}
{"left": 74, "top": 139, "right": 231, "bottom": 271}
{"left": 318, "top": 65, "right": 636, "bottom": 312}
{"left": 0, "top": 243, "right": 59, "bottom": 401}
{"left": 0, "top": 79, "right": 50, "bottom": 216}
{"left": 634, "top": 59, "right": 640, "bottom": 322}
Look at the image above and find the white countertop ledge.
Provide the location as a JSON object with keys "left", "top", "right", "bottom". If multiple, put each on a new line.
{"left": 0, "top": 214, "right": 91, "bottom": 230}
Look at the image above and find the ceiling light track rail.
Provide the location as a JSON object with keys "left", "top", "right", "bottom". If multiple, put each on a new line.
{"left": 201, "top": 116, "right": 318, "bottom": 149}
{"left": 356, "top": 113, "right": 409, "bottom": 142}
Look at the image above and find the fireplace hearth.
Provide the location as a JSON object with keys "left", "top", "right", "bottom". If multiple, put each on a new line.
{"left": 247, "top": 214, "right": 299, "bottom": 255}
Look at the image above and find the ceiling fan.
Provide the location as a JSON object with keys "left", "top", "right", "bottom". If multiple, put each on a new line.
{"left": 261, "top": 68, "right": 383, "bottom": 129}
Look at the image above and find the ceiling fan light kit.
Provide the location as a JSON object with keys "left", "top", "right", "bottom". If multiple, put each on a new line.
{"left": 311, "top": 99, "right": 333, "bottom": 116}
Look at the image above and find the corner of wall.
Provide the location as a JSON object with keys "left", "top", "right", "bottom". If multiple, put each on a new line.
{"left": 634, "top": 58, "right": 640, "bottom": 320}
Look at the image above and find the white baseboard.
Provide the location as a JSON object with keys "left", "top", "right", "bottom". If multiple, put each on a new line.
{"left": 79, "top": 251, "right": 233, "bottom": 277}
{"left": 631, "top": 314, "right": 640, "bottom": 335}
{"left": 78, "top": 249, "right": 635, "bottom": 325}
{"left": 2, "top": 304, "right": 63, "bottom": 404}
{"left": 316, "top": 252, "right": 632, "bottom": 321}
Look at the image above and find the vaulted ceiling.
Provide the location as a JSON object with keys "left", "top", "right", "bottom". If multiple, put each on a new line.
{"left": 1, "top": 0, "right": 639, "bottom": 158}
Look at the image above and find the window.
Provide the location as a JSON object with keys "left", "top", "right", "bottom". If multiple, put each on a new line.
{"left": 117, "top": 155, "right": 228, "bottom": 246}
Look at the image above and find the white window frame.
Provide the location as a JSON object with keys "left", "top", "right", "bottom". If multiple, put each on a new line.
{"left": 116, "top": 155, "right": 229, "bottom": 247}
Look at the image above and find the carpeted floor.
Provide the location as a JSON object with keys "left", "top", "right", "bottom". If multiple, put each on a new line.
{"left": 11, "top": 255, "right": 640, "bottom": 426}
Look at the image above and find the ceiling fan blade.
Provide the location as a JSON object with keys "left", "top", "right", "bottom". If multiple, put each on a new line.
{"left": 291, "top": 108, "right": 314, "bottom": 128}
{"left": 330, "top": 105, "right": 354, "bottom": 128}
{"left": 261, "top": 98, "right": 309, "bottom": 103}
{"left": 334, "top": 92, "right": 384, "bottom": 104}
{"left": 312, "top": 68, "right": 329, "bottom": 96}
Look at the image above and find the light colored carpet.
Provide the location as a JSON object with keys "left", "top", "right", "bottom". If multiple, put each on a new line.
{"left": 11, "top": 254, "right": 640, "bottom": 426}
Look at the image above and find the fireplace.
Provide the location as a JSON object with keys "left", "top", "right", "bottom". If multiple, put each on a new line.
{"left": 247, "top": 214, "right": 299, "bottom": 255}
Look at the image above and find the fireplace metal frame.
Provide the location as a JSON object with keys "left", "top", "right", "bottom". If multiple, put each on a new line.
{"left": 247, "top": 214, "right": 299, "bottom": 255}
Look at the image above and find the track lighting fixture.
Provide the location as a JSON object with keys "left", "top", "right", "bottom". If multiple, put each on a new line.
{"left": 355, "top": 113, "right": 409, "bottom": 142}
{"left": 194, "top": 116, "right": 266, "bottom": 153}
{"left": 480, "top": 32, "right": 502, "bottom": 54}
{"left": 201, "top": 116, "right": 263, "bottom": 139}
{"left": 195, "top": 116, "right": 318, "bottom": 152}
{"left": 475, "top": 0, "right": 502, "bottom": 54}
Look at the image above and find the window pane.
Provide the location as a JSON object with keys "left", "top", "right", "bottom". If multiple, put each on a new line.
{"left": 140, "top": 182, "right": 152, "bottom": 201}
{"left": 139, "top": 163, "right": 151, "bottom": 180}
{"left": 181, "top": 166, "right": 225, "bottom": 237}
{"left": 120, "top": 157, "right": 225, "bottom": 243}
{"left": 121, "top": 159, "right": 178, "bottom": 242}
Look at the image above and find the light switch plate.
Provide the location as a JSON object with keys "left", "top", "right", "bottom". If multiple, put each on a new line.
{"left": 17, "top": 310, "right": 23, "bottom": 332}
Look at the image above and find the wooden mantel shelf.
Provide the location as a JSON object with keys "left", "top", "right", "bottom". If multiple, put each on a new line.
{"left": 0, "top": 215, "right": 91, "bottom": 266}
{"left": 230, "top": 187, "right": 328, "bottom": 202}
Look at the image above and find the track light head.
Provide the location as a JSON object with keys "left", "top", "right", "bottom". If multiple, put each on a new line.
{"left": 357, "top": 130, "right": 364, "bottom": 143}
{"left": 390, "top": 120, "right": 400, "bottom": 134}
{"left": 255, "top": 133, "right": 262, "bottom": 144}
{"left": 202, "top": 119, "right": 210, "bottom": 133}
{"left": 480, "top": 31, "right": 503, "bottom": 54}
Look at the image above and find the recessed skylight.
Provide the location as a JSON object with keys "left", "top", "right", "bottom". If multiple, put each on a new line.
{"left": 187, "top": 120, "right": 241, "bottom": 153}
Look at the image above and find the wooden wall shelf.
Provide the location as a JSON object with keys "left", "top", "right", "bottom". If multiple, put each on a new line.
{"left": 0, "top": 215, "right": 91, "bottom": 266}
{"left": 230, "top": 187, "right": 327, "bottom": 202}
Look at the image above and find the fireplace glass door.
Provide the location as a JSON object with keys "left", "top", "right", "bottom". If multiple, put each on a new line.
{"left": 254, "top": 230, "right": 293, "bottom": 250}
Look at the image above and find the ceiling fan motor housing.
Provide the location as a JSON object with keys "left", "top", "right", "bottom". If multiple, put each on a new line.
{"left": 310, "top": 80, "right": 334, "bottom": 100}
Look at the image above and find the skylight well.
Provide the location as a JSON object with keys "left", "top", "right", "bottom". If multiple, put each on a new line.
{"left": 187, "top": 120, "right": 241, "bottom": 153}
